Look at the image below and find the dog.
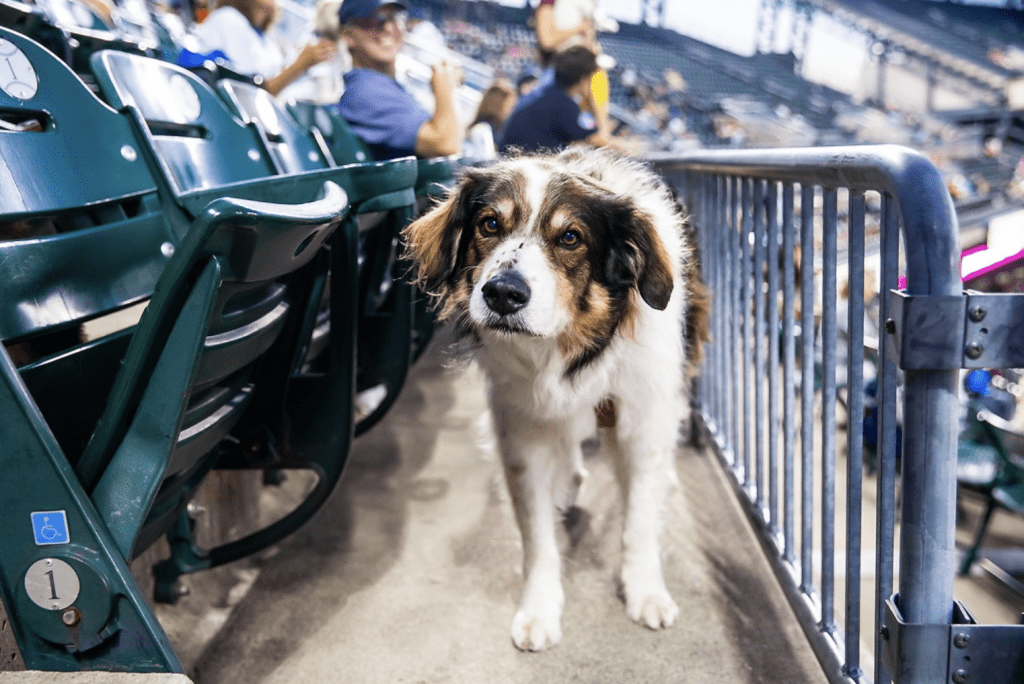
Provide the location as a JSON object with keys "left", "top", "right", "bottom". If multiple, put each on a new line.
{"left": 402, "top": 146, "right": 708, "bottom": 651}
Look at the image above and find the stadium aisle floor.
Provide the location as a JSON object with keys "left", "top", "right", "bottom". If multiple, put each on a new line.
{"left": 163, "top": 323, "right": 827, "bottom": 684}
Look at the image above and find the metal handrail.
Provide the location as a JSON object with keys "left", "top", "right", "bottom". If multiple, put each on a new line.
{"left": 649, "top": 144, "right": 962, "bottom": 684}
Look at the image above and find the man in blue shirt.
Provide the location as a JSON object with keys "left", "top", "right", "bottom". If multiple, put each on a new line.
{"left": 334, "top": 0, "right": 463, "bottom": 160}
{"left": 499, "top": 46, "right": 620, "bottom": 154}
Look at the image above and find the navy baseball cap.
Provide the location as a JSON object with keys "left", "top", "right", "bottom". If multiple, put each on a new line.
{"left": 338, "top": 0, "right": 408, "bottom": 23}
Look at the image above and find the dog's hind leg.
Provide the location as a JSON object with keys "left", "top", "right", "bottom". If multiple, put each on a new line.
{"left": 554, "top": 407, "right": 594, "bottom": 512}
{"left": 606, "top": 409, "right": 680, "bottom": 631}
{"left": 497, "top": 418, "right": 566, "bottom": 651}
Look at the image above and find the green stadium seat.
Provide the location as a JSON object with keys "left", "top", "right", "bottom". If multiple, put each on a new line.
{"left": 216, "top": 85, "right": 429, "bottom": 434}
{"left": 288, "top": 99, "right": 373, "bottom": 165}
{"left": 958, "top": 407, "right": 1024, "bottom": 577}
{"left": 0, "top": 24, "right": 183, "bottom": 673}
{"left": 217, "top": 79, "right": 334, "bottom": 174}
{"left": 0, "top": 26, "right": 353, "bottom": 672}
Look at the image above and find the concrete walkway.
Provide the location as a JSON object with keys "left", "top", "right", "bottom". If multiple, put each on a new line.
{"left": 163, "top": 325, "right": 827, "bottom": 684}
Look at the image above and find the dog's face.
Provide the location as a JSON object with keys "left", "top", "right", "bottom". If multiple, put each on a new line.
{"left": 403, "top": 155, "right": 674, "bottom": 374}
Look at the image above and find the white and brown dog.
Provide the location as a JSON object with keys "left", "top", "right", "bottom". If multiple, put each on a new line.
{"left": 402, "top": 146, "right": 708, "bottom": 651}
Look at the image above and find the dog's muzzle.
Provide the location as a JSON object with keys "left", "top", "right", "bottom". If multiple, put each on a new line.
{"left": 482, "top": 271, "right": 531, "bottom": 316}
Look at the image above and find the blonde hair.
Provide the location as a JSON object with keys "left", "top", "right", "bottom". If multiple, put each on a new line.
{"left": 313, "top": 0, "right": 342, "bottom": 39}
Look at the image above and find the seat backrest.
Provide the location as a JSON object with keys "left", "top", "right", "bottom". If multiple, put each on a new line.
{"left": 217, "top": 79, "right": 333, "bottom": 174}
{"left": 288, "top": 100, "right": 373, "bottom": 165}
{"left": 89, "top": 48, "right": 276, "bottom": 193}
{"left": 78, "top": 179, "right": 348, "bottom": 559}
{"left": 0, "top": 27, "right": 174, "bottom": 458}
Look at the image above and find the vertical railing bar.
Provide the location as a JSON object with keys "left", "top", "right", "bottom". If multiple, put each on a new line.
{"left": 716, "top": 176, "right": 724, "bottom": 458}
{"left": 721, "top": 175, "right": 734, "bottom": 461}
{"left": 715, "top": 175, "right": 727, "bottom": 446}
{"left": 730, "top": 176, "right": 742, "bottom": 474}
{"left": 782, "top": 182, "right": 796, "bottom": 563}
{"left": 874, "top": 194, "right": 899, "bottom": 684}
{"left": 705, "top": 174, "right": 718, "bottom": 436}
{"left": 754, "top": 179, "right": 766, "bottom": 514}
{"left": 700, "top": 175, "right": 711, "bottom": 424}
{"left": 767, "top": 181, "right": 781, "bottom": 537}
{"left": 705, "top": 174, "right": 715, "bottom": 423}
{"left": 821, "top": 187, "right": 838, "bottom": 634}
{"left": 685, "top": 173, "right": 701, "bottom": 409}
{"left": 742, "top": 178, "right": 754, "bottom": 493}
{"left": 800, "top": 184, "right": 816, "bottom": 595}
{"left": 845, "top": 191, "right": 866, "bottom": 679}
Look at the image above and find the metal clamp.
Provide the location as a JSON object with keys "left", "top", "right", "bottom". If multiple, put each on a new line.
{"left": 882, "top": 596, "right": 1024, "bottom": 684}
{"left": 885, "top": 290, "right": 1024, "bottom": 370}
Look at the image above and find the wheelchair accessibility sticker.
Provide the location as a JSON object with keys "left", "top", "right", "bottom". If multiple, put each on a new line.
{"left": 31, "top": 511, "right": 69, "bottom": 545}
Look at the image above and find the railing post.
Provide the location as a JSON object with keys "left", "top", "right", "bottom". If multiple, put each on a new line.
{"left": 892, "top": 152, "right": 962, "bottom": 684}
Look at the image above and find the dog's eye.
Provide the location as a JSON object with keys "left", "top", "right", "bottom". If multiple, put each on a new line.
{"left": 479, "top": 217, "right": 500, "bottom": 236}
{"left": 559, "top": 230, "right": 582, "bottom": 249}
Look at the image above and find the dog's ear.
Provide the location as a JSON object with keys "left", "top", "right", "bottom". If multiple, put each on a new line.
{"left": 606, "top": 203, "right": 675, "bottom": 311}
{"left": 402, "top": 169, "right": 486, "bottom": 294}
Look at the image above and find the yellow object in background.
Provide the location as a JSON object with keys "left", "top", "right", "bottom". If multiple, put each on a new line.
{"left": 591, "top": 68, "right": 609, "bottom": 109}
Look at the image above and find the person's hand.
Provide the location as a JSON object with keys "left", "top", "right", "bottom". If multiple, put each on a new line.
{"left": 297, "top": 38, "right": 337, "bottom": 71}
{"left": 431, "top": 60, "right": 463, "bottom": 98}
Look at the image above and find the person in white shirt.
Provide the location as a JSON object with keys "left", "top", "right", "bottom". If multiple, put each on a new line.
{"left": 194, "top": 0, "right": 337, "bottom": 97}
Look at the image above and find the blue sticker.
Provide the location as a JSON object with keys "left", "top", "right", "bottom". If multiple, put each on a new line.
{"left": 31, "top": 511, "right": 69, "bottom": 545}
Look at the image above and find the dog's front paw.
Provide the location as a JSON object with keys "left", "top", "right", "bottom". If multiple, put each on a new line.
{"left": 624, "top": 586, "right": 679, "bottom": 629}
{"left": 511, "top": 605, "right": 562, "bottom": 651}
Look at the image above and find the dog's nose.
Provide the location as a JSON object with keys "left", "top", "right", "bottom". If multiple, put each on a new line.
{"left": 482, "top": 271, "right": 531, "bottom": 316}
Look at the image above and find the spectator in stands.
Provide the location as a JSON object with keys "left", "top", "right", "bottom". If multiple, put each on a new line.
{"left": 333, "top": 0, "right": 464, "bottom": 160}
{"left": 499, "top": 45, "right": 624, "bottom": 155}
{"left": 192, "top": 0, "right": 337, "bottom": 97}
{"left": 532, "top": 0, "right": 614, "bottom": 139}
{"left": 515, "top": 70, "right": 539, "bottom": 97}
{"left": 464, "top": 78, "right": 517, "bottom": 162}
{"left": 533, "top": 0, "right": 597, "bottom": 67}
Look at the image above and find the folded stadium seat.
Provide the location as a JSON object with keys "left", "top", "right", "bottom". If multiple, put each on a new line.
{"left": 288, "top": 99, "right": 373, "bottom": 165}
{"left": 958, "top": 407, "right": 1024, "bottom": 580}
{"left": 217, "top": 80, "right": 423, "bottom": 434}
{"left": 0, "top": 25, "right": 352, "bottom": 672}
{"left": 286, "top": 101, "right": 462, "bottom": 367}
{"left": 217, "top": 79, "right": 336, "bottom": 174}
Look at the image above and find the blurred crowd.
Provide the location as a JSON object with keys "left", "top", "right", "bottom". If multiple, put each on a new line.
{"left": 32, "top": 0, "right": 1024, "bottom": 212}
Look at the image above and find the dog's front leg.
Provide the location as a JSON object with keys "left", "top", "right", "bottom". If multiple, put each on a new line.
{"left": 608, "top": 424, "right": 680, "bottom": 631}
{"left": 500, "top": 433, "right": 564, "bottom": 651}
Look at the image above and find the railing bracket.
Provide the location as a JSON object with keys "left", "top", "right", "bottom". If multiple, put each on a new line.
{"left": 882, "top": 596, "right": 1024, "bottom": 684}
{"left": 886, "top": 290, "right": 1024, "bottom": 370}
